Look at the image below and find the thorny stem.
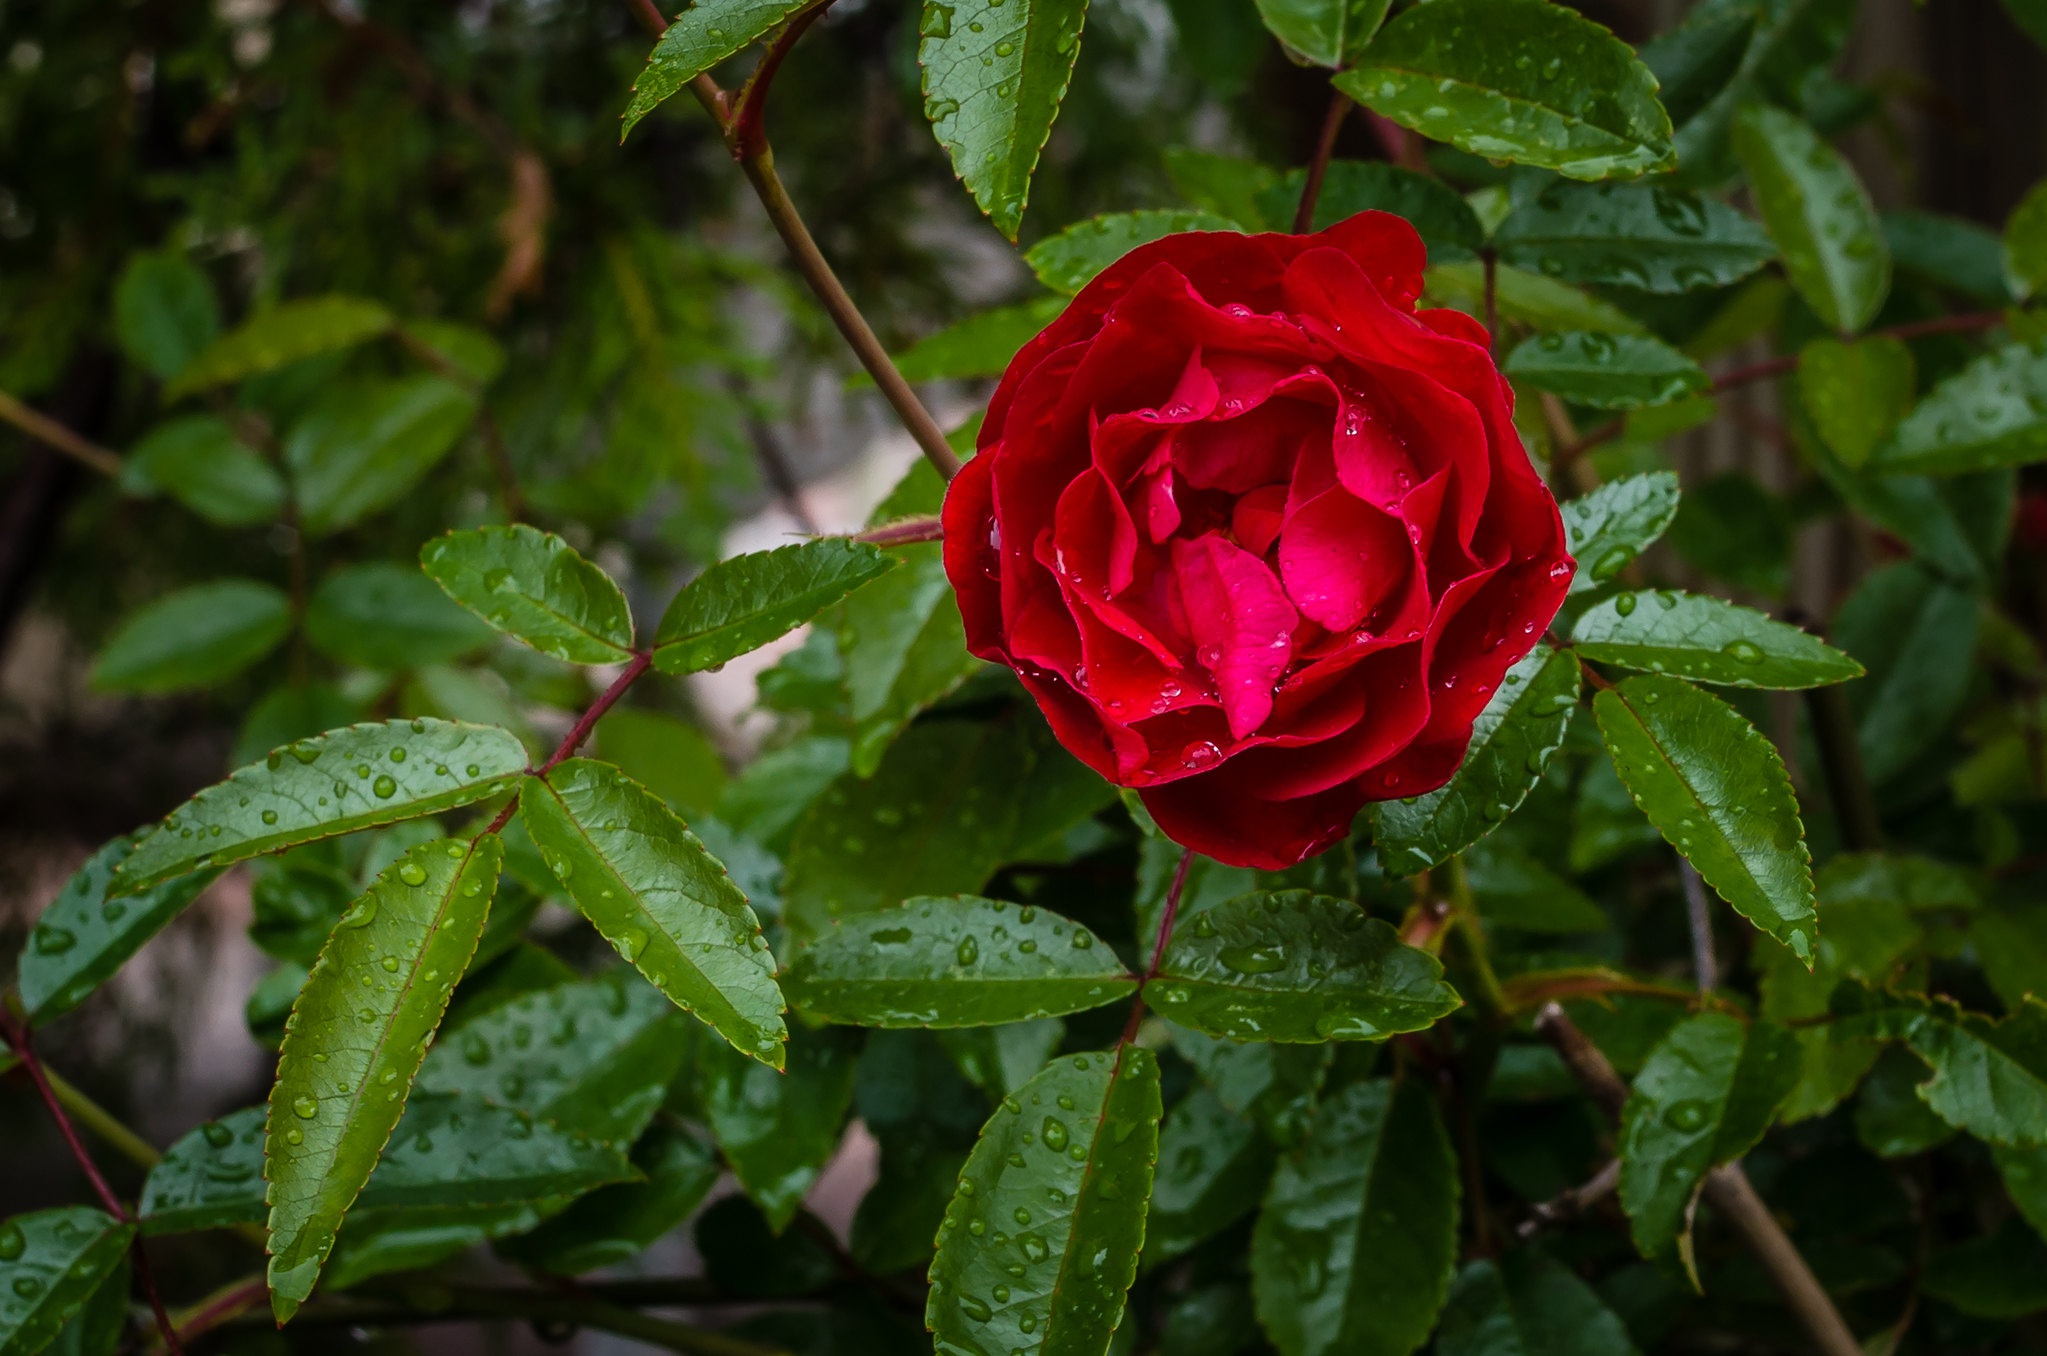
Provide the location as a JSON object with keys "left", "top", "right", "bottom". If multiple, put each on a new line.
{"left": 1122, "top": 847, "right": 1194, "bottom": 1043}
{"left": 853, "top": 514, "right": 944, "bottom": 546}
{"left": 633, "top": 3, "right": 963, "bottom": 483}
{"left": 0, "top": 1009, "right": 186, "bottom": 1354}
{"left": 1293, "top": 90, "right": 1352, "bottom": 235}
{"left": 0, "top": 388, "right": 122, "bottom": 477}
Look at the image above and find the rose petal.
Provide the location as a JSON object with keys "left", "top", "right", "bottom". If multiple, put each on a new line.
{"left": 1278, "top": 485, "right": 1412, "bottom": 633}
{"left": 1172, "top": 533, "right": 1299, "bottom": 741}
{"left": 1232, "top": 484, "right": 1287, "bottom": 557}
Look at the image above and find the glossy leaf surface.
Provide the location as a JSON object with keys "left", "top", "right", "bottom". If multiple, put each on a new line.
{"left": 1143, "top": 1087, "right": 1275, "bottom": 1268}
{"left": 927, "top": 1048, "right": 1162, "bottom": 1356}
{"left": 265, "top": 836, "right": 503, "bottom": 1319}
{"left": 1571, "top": 591, "right": 1863, "bottom": 688}
{"left": 1561, "top": 471, "right": 1681, "bottom": 596}
{"left": 498, "top": 1123, "right": 720, "bottom": 1274}
{"left": 1905, "top": 997, "right": 2047, "bottom": 1146}
{"left": 1251, "top": 0, "right": 1388, "bottom": 67}
{"left": 1731, "top": 105, "right": 1889, "bottom": 333}
{"left": 1873, "top": 342, "right": 2047, "bottom": 475}
{"left": 1503, "top": 332, "right": 1707, "bottom": 409}
{"left": 700, "top": 1028, "right": 859, "bottom": 1231}
{"left": 1594, "top": 677, "right": 1817, "bottom": 959}
{"left": 90, "top": 579, "right": 291, "bottom": 694}
{"left": 653, "top": 539, "right": 895, "bottom": 676}
{"left": 621, "top": 0, "right": 818, "bottom": 137}
{"left": 1798, "top": 336, "right": 1914, "bottom": 470}
{"left": 422, "top": 525, "right": 636, "bottom": 665}
{"left": 783, "top": 896, "right": 1133, "bottom": 1027}
{"left": 0, "top": 1209, "right": 133, "bottom": 1356}
{"left": 1493, "top": 181, "right": 1775, "bottom": 293}
{"left": 118, "top": 719, "right": 528, "bottom": 893}
{"left": 165, "top": 295, "right": 393, "bottom": 397}
{"left": 1023, "top": 211, "right": 1239, "bottom": 294}
{"left": 522, "top": 759, "right": 785, "bottom": 1065}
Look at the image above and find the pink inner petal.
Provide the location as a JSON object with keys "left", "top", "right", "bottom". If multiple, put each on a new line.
{"left": 1173, "top": 533, "right": 1300, "bottom": 741}
{"left": 1278, "top": 486, "right": 1411, "bottom": 633}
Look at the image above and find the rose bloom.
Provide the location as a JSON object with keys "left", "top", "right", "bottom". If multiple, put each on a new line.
{"left": 942, "top": 212, "right": 1574, "bottom": 869}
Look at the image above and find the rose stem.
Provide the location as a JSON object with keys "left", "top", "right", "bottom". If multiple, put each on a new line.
{"left": 1292, "top": 90, "right": 1352, "bottom": 234}
{"left": 1121, "top": 846, "right": 1194, "bottom": 1043}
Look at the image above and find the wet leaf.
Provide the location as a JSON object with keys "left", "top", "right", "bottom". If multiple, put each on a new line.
{"left": 522, "top": 759, "right": 785, "bottom": 1065}
{"left": 1797, "top": 336, "right": 1914, "bottom": 470}
{"left": 1593, "top": 676, "right": 1817, "bottom": 959}
{"left": 1571, "top": 590, "right": 1863, "bottom": 689}
{"left": 1168, "top": 1024, "right": 1329, "bottom": 1149}
{"left": 1904, "top": 997, "right": 2047, "bottom": 1146}
{"left": 1502, "top": 331, "right": 1707, "bottom": 410}
{"left": 165, "top": 295, "right": 393, "bottom": 397}
{"left": 117, "top": 719, "right": 528, "bottom": 893}
{"left": 1024, "top": 210, "right": 1240, "bottom": 294}
{"left": 784, "top": 896, "right": 1134, "bottom": 1027}
{"left": 89, "top": 579, "right": 291, "bottom": 694}
{"left": 1493, "top": 180, "right": 1775, "bottom": 294}
{"left": 700, "top": 1027, "right": 860, "bottom": 1232}
{"left": 621, "top": 0, "right": 819, "bottom": 138}
{"left": 1143, "top": 1087, "right": 1276, "bottom": 1269}
{"left": 421, "top": 524, "right": 636, "bottom": 665}
{"left": 499, "top": 1123, "right": 721, "bottom": 1274}
{"left": 2005, "top": 177, "right": 2047, "bottom": 300}
{"left": 1872, "top": 341, "right": 2047, "bottom": 475}
{"left": 1425, "top": 261, "right": 1647, "bottom": 335}
{"left": 305, "top": 563, "right": 494, "bottom": 671}
{"left": 1831, "top": 561, "right": 1979, "bottom": 785}
{"left": 120, "top": 415, "right": 284, "bottom": 527}
{"left": 1560, "top": 471, "right": 1681, "bottom": 597}
{"left": 0, "top": 1208, "right": 134, "bottom": 1356}
{"left": 927, "top": 1048, "right": 1162, "bottom": 1355}
{"left": 1250, "top": 0, "right": 1388, "bottom": 67}
{"left": 1437, "top": 1252, "right": 1641, "bottom": 1356}
{"left": 263, "top": 836, "right": 503, "bottom": 1321}
{"left": 1731, "top": 105, "right": 1889, "bottom": 333}
{"left": 653, "top": 539, "right": 896, "bottom": 676}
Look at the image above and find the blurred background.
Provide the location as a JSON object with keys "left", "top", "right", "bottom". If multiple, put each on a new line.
{"left": 1, "top": 0, "right": 2042, "bottom": 1348}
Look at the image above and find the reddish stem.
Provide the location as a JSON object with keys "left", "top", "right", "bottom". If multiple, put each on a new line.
{"left": 1121, "top": 847, "right": 1194, "bottom": 1044}
{"left": 1293, "top": 90, "right": 1351, "bottom": 234}
{"left": 1482, "top": 250, "right": 1499, "bottom": 356}
{"left": 728, "top": 2, "right": 832, "bottom": 161}
{"left": 538, "top": 651, "right": 655, "bottom": 777}
{"left": 853, "top": 515, "right": 944, "bottom": 546}
{"left": 629, "top": 0, "right": 667, "bottom": 35}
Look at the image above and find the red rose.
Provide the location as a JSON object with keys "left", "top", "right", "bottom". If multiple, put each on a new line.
{"left": 942, "top": 212, "right": 1574, "bottom": 869}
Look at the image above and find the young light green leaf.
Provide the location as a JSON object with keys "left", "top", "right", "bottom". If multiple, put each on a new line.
{"left": 1572, "top": 591, "right": 1863, "bottom": 689}
{"left": 2006, "top": 178, "right": 2047, "bottom": 300}
{"left": 18, "top": 833, "right": 224, "bottom": 1024}
{"left": 89, "top": 579, "right": 291, "bottom": 694}
{"left": 165, "top": 295, "right": 394, "bottom": 398}
{"left": 521, "top": 759, "right": 785, "bottom": 1066}
{"left": 1143, "top": 1087, "right": 1276, "bottom": 1270}
{"left": 1503, "top": 331, "right": 1707, "bottom": 410}
{"left": 305, "top": 563, "right": 494, "bottom": 671}
{"left": 620, "top": 0, "right": 819, "bottom": 138}
{"left": 113, "top": 250, "right": 220, "bottom": 382}
{"left": 1617, "top": 1013, "right": 1801, "bottom": 1267}
{"left": 497, "top": 1123, "right": 720, "bottom": 1274}
{"left": 653, "top": 539, "right": 895, "bottom": 676}
{"left": 927, "top": 1048, "right": 1162, "bottom": 1354}
{"left": 1730, "top": 105, "right": 1889, "bottom": 333}
{"left": 1871, "top": 342, "right": 2047, "bottom": 475}
{"left": 284, "top": 375, "right": 479, "bottom": 535}
{"left": 1334, "top": 0, "right": 1674, "bottom": 181}
{"left": 1150, "top": 891, "right": 1459, "bottom": 1042}
{"left": 141, "top": 1094, "right": 633, "bottom": 1236}
{"left": 418, "top": 971, "right": 689, "bottom": 1144}
{"left": 1258, "top": 161, "right": 1483, "bottom": 259}
{"left": 1251, "top": 0, "right": 1389, "bottom": 68}
{"left": 1562, "top": 471, "right": 1681, "bottom": 596}
{"left": 0, "top": 1208, "right": 134, "bottom": 1356}
{"left": 700, "top": 1028, "right": 859, "bottom": 1232}
{"left": 1593, "top": 676, "right": 1817, "bottom": 960}
{"left": 1831, "top": 561, "right": 1979, "bottom": 785}
{"left": 884, "top": 296, "right": 1065, "bottom": 385}
{"left": 422, "top": 524, "right": 636, "bottom": 665}
{"left": 1437, "top": 1252, "right": 1642, "bottom": 1356}
{"left": 265, "top": 836, "right": 503, "bottom": 1321}
{"left": 920, "top": 0, "right": 1092, "bottom": 240}
{"left": 117, "top": 719, "right": 528, "bottom": 893}
{"left": 120, "top": 415, "right": 284, "bottom": 527}
{"left": 1251, "top": 1077, "right": 1458, "bottom": 1356}
{"left": 1493, "top": 181, "right": 1776, "bottom": 294}
{"left": 1797, "top": 335, "right": 1915, "bottom": 470}
{"left": 784, "top": 896, "right": 1133, "bottom": 1027}
{"left": 1024, "top": 210, "right": 1239, "bottom": 294}
{"left": 1371, "top": 645, "right": 1582, "bottom": 874}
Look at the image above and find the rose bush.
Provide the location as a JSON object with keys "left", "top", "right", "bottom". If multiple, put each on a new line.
{"left": 943, "top": 213, "right": 1574, "bottom": 868}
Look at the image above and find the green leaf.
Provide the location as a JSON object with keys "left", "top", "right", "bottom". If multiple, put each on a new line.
{"left": 590, "top": 708, "right": 727, "bottom": 820}
{"left": 1371, "top": 646, "right": 1582, "bottom": 874}
{"left": 1437, "top": 1252, "right": 1642, "bottom": 1356}
{"left": 417, "top": 971, "right": 689, "bottom": 1144}
{"left": 1462, "top": 838, "right": 1608, "bottom": 934}
{"left": 1995, "top": 1141, "right": 2047, "bottom": 1241}
{"left": 0, "top": 1209, "right": 134, "bottom": 1356}
{"left": 1593, "top": 676, "right": 1816, "bottom": 959}
{"left": 701, "top": 1027, "right": 859, "bottom": 1231}
{"left": 113, "top": 250, "right": 220, "bottom": 381}
{"left": 121, "top": 415, "right": 284, "bottom": 527}
{"left": 1503, "top": 331, "right": 1707, "bottom": 410}
{"left": 117, "top": 719, "right": 528, "bottom": 893}
{"left": 90, "top": 579, "right": 290, "bottom": 694}
{"left": 919, "top": 0, "right": 1092, "bottom": 239}
{"left": 1251, "top": 1077, "right": 1458, "bottom": 1356}
{"left": 1425, "top": 262, "right": 1647, "bottom": 335}
{"left": 653, "top": 540, "right": 896, "bottom": 676}
{"left": 166, "top": 295, "right": 394, "bottom": 398}
{"left": 1334, "top": 0, "right": 1674, "bottom": 181}
{"left": 1152, "top": 891, "right": 1458, "bottom": 1042}
{"left": 1831, "top": 561, "right": 1980, "bottom": 785}
{"left": 397, "top": 319, "right": 504, "bottom": 386}
{"left": 497, "top": 1123, "right": 720, "bottom": 1274}
{"left": 939, "top": 1019, "right": 1067, "bottom": 1096}
{"left": 927, "top": 1048, "right": 1161, "bottom": 1354}
{"left": 17, "top": 833, "right": 223, "bottom": 1024}
{"left": 264, "top": 836, "right": 503, "bottom": 1320}
{"left": 1165, "top": 148, "right": 1282, "bottom": 229}
{"left": 620, "top": 0, "right": 818, "bottom": 138}
{"left": 1923, "top": 1218, "right": 2047, "bottom": 1319}
{"left": 521, "top": 759, "right": 785, "bottom": 1065}
{"left": 2006, "top": 178, "right": 2047, "bottom": 300}
{"left": 784, "top": 896, "right": 1133, "bottom": 1027}
{"left": 305, "top": 563, "right": 494, "bottom": 671}
{"left": 1797, "top": 335, "right": 1915, "bottom": 470}
{"left": 1617, "top": 1012, "right": 1800, "bottom": 1266}
{"left": 1258, "top": 162, "right": 1483, "bottom": 259}
{"left": 1853, "top": 1047, "right": 1956, "bottom": 1158}
{"left": 420, "top": 524, "right": 636, "bottom": 665}
{"left": 885, "top": 297, "right": 1065, "bottom": 385}
{"left": 1167, "top": 1023, "right": 1329, "bottom": 1148}
{"left": 1251, "top": 0, "right": 1388, "bottom": 68}
{"left": 1905, "top": 997, "right": 2047, "bottom": 1147}
{"left": 1493, "top": 181, "right": 1776, "bottom": 294}
{"left": 1730, "top": 105, "right": 1889, "bottom": 333}
{"left": 1024, "top": 211, "right": 1239, "bottom": 294}
{"left": 1886, "top": 209, "right": 2012, "bottom": 306}
{"left": 1561, "top": 471, "right": 1681, "bottom": 596}
{"left": 1143, "top": 1087, "right": 1276, "bottom": 1269}
{"left": 1871, "top": 342, "right": 2047, "bottom": 475}
{"left": 140, "top": 1093, "right": 634, "bottom": 1236}
{"left": 322, "top": 1201, "right": 568, "bottom": 1292}
{"left": 1571, "top": 591, "right": 1862, "bottom": 689}
{"left": 284, "top": 375, "right": 479, "bottom": 535}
